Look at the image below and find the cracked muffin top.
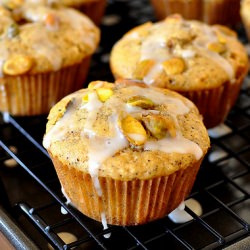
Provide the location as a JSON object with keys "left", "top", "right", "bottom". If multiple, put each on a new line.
{"left": 43, "top": 79, "right": 210, "bottom": 181}
{"left": 0, "top": 3, "right": 99, "bottom": 76}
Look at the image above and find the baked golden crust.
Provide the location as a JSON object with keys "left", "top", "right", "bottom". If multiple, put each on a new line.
{"left": 0, "top": 4, "right": 100, "bottom": 76}
{"left": 0, "top": 0, "right": 101, "bottom": 8}
{"left": 110, "top": 15, "right": 248, "bottom": 92}
{"left": 0, "top": 0, "right": 107, "bottom": 25}
{"left": 43, "top": 80, "right": 210, "bottom": 225}
{"left": 43, "top": 80, "right": 210, "bottom": 181}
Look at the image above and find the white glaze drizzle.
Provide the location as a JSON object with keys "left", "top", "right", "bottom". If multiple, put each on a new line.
{"left": 208, "top": 123, "right": 232, "bottom": 138}
{"left": 81, "top": 92, "right": 128, "bottom": 196}
{"left": 101, "top": 212, "right": 111, "bottom": 238}
{"left": 192, "top": 23, "right": 234, "bottom": 80}
{"left": 127, "top": 86, "right": 192, "bottom": 115}
{"left": 140, "top": 22, "right": 171, "bottom": 85}
{"left": 0, "top": 5, "right": 98, "bottom": 76}
{"left": 2, "top": 112, "right": 10, "bottom": 123}
{"left": 86, "top": 120, "right": 128, "bottom": 196}
{"left": 43, "top": 100, "right": 76, "bottom": 149}
{"left": 168, "top": 198, "right": 202, "bottom": 223}
{"left": 60, "top": 206, "right": 68, "bottom": 215}
{"left": 61, "top": 187, "right": 71, "bottom": 206}
{"left": 82, "top": 91, "right": 103, "bottom": 136}
{"left": 139, "top": 18, "right": 235, "bottom": 84}
{"left": 194, "top": 46, "right": 234, "bottom": 80}
{"left": 44, "top": 85, "right": 204, "bottom": 231}
{"left": 144, "top": 136, "right": 203, "bottom": 160}
{"left": 81, "top": 96, "right": 128, "bottom": 232}
{"left": 191, "top": 24, "right": 234, "bottom": 80}
{"left": 143, "top": 64, "right": 163, "bottom": 85}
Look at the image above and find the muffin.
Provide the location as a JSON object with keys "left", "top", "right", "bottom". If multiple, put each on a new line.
{"left": 57, "top": 0, "right": 107, "bottom": 25}
{"left": 240, "top": 0, "right": 250, "bottom": 41}
{"left": 110, "top": 15, "right": 248, "bottom": 128}
{"left": 43, "top": 79, "right": 210, "bottom": 226}
{"left": 150, "top": 0, "right": 241, "bottom": 26}
{"left": 0, "top": 4, "right": 100, "bottom": 116}
{"left": 0, "top": 0, "right": 107, "bottom": 25}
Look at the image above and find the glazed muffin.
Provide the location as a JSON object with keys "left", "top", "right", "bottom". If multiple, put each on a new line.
{"left": 110, "top": 15, "right": 248, "bottom": 128}
{"left": 0, "top": 4, "right": 100, "bottom": 116}
{"left": 150, "top": 0, "right": 241, "bottom": 26}
{"left": 241, "top": 0, "right": 250, "bottom": 41}
{"left": 0, "top": 0, "right": 107, "bottom": 25}
{"left": 43, "top": 79, "right": 210, "bottom": 226}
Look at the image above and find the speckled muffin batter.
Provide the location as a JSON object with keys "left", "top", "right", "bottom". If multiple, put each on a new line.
{"left": 110, "top": 15, "right": 248, "bottom": 128}
{"left": 43, "top": 79, "right": 210, "bottom": 225}
{"left": 0, "top": 0, "right": 107, "bottom": 25}
{"left": 0, "top": 4, "right": 100, "bottom": 115}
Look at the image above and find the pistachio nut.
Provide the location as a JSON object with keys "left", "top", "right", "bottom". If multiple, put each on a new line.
{"left": 162, "top": 57, "right": 186, "bottom": 75}
{"left": 142, "top": 114, "right": 176, "bottom": 139}
{"left": 133, "top": 59, "right": 155, "bottom": 80}
{"left": 120, "top": 115, "right": 147, "bottom": 146}
{"left": 3, "top": 55, "right": 33, "bottom": 75}
{"left": 207, "top": 42, "right": 226, "bottom": 54}
{"left": 127, "top": 95, "right": 155, "bottom": 109}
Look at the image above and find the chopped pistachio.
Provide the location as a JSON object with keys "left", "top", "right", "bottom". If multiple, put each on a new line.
{"left": 3, "top": 55, "right": 33, "bottom": 75}
{"left": 162, "top": 57, "right": 186, "bottom": 75}
{"left": 96, "top": 88, "right": 114, "bottom": 102}
{"left": 88, "top": 81, "right": 114, "bottom": 90}
{"left": 133, "top": 59, "right": 155, "bottom": 80}
{"left": 142, "top": 114, "right": 176, "bottom": 139}
{"left": 207, "top": 42, "right": 226, "bottom": 54}
{"left": 120, "top": 115, "right": 147, "bottom": 146}
{"left": 127, "top": 95, "right": 155, "bottom": 109}
{"left": 7, "top": 23, "right": 19, "bottom": 38}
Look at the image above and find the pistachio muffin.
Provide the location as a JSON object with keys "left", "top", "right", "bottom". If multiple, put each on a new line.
{"left": 110, "top": 15, "right": 248, "bottom": 128}
{"left": 43, "top": 79, "right": 210, "bottom": 226}
{"left": 0, "top": 0, "right": 107, "bottom": 25}
{"left": 0, "top": 4, "right": 100, "bottom": 116}
{"left": 150, "top": 0, "right": 241, "bottom": 26}
{"left": 241, "top": 0, "right": 250, "bottom": 41}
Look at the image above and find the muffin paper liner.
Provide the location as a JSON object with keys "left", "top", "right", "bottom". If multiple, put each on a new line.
{"left": 203, "top": 0, "right": 241, "bottom": 25}
{"left": 77, "top": 0, "right": 107, "bottom": 25}
{"left": 150, "top": 0, "right": 202, "bottom": 21}
{"left": 179, "top": 72, "right": 247, "bottom": 129}
{"left": 151, "top": 0, "right": 241, "bottom": 26}
{"left": 51, "top": 154, "right": 203, "bottom": 226}
{"left": 0, "top": 57, "right": 91, "bottom": 116}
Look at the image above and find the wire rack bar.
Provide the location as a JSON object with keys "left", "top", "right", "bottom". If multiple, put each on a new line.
{"left": 205, "top": 190, "right": 250, "bottom": 231}
{"left": 0, "top": 139, "right": 108, "bottom": 249}
{"left": 0, "top": 1, "right": 250, "bottom": 249}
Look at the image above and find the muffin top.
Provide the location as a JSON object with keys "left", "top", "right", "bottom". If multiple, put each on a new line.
{"left": 43, "top": 80, "right": 210, "bottom": 181}
{"left": 0, "top": 0, "right": 96, "bottom": 8}
{"left": 110, "top": 15, "right": 248, "bottom": 91}
{"left": 0, "top": 4, "right": 100, "bottom": 76}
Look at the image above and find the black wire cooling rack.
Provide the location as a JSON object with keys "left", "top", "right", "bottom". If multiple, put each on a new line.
{"left": 0, "top": 0, "right": 250, "bottom": 249}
